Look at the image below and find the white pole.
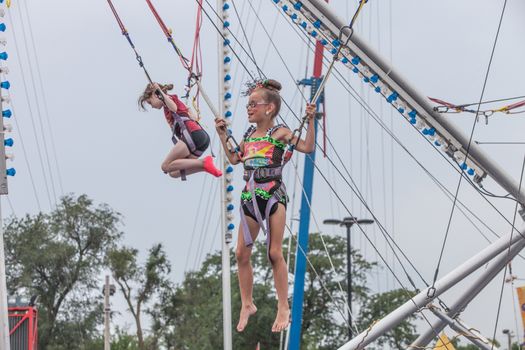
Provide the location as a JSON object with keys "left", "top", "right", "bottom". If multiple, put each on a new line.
{"left": 104, "top": 275, "right": 110, "bottom": 350}
{"left": 338, "top": 226, "right": 525, "bottom": 350}
{"left": 217, "top": 0, "right": 233, "bottom": 348}
{"left": 429, "top": 306, "right": 498, "bottom": 350}
{"left": 0, "top": 201, "right": 10, "bottom": 350}
{"left": 410, "top": 239, "right": 525, "bottom": 349}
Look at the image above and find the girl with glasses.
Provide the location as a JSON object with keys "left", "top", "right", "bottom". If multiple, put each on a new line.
{"left": 215, "top": 79, "right": 316, "bottom": 333}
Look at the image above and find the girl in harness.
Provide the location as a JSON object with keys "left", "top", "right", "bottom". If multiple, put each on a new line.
{"left": 215, "top": 79, "right": 316, "bottom": 333}
{"left": 139, "top": 83, "right": 222, "bottom": 179}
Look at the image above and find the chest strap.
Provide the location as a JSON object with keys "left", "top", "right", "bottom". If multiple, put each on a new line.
{"left": 243, "top": 166, "right": 282, "bottom": 183}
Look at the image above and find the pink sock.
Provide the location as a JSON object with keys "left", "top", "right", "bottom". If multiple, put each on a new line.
{"left": 203, "top": 156, "right": 223, "bottom": 177}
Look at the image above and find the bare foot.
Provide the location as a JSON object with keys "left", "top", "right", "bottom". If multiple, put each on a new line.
{"left": 271, "top": 307, "right": 290, "bottom": 333}
{"left": 237, "top": 304, "right": 257, "bottom": 332}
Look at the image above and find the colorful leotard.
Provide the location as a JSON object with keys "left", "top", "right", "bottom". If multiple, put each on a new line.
{"left": 240, "top": 124, "right": 288, "bottom": 255}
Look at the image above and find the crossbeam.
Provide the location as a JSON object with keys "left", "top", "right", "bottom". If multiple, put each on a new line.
{"left": 428, "top": 305, "right": 498, "bottom": 350}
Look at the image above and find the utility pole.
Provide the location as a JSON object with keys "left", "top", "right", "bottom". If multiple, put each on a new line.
{"left": 103, "top": 275, "right": 115, "bottom": 350}
{"left": 104, "top": 276, "right": 110, "bottom": 350}
{"left": 503, "top": 329, "right": 513, "bottom": 350}
{"left": 0, "top": 8, "right": 15, "bottom": 349}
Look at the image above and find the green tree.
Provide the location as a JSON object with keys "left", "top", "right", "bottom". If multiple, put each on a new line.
{"left": 4, "top": 194, "right": 123, "bottom": 349}
{"left": 108, "top": 243, "right": 172, "bottom": 350}
{"left": 358, "top": 288, "right": 419, "bottom": 350}
{"left": 150, "top": 233, "right": 377, "bottom": 349}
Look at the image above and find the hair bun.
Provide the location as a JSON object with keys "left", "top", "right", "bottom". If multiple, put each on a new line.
{"left": 264, "top": 79, "right": 282, "bottom": 92}
{"left": 162, "top": 83, "right": 174, "bottom": 92}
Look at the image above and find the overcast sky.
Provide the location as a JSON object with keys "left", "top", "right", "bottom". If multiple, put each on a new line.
{"left": 2, "top": 0, "right": 525, "bottom": 347}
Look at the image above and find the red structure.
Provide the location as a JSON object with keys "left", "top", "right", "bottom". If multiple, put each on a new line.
{"left": 8, "top": 305, "right": 38, "bottom": 350}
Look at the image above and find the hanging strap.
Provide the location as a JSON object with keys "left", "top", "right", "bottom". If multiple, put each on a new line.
{"left": 145, "top": 0, "right": 190, "bottom": 70}
{"left": 107, "top": 0, "right": 154, "bottom": 83}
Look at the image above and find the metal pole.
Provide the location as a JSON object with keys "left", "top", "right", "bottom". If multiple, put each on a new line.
{"left": 410, "top": 239, "right": 525, "bottom": 349}
{"left": 429, "top": 306, "right": 498, "bottom": 350}
{"left": 289, "top": 39, "right": 325, "bottom": 350}
{"left": 0, "top": 201, "right": 9, "bottom": 350}
{"left": 104, "top": 275, "right": 110, "bottom": 350}
{"left": 346, "top": 224, "right": 352, "bottom": 340}
{"left": 338, "top": 226, "right": 525, "bottom": 350}
{"left": 218, "top": 0, "right": 233, "bottom": 348}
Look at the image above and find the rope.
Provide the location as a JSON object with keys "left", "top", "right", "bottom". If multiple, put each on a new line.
{"left": 429, "top": 0, "right": 509, "bottom": 298}
{"left": 429, "top": 96, "right": 525, "bottom": 123}
{"left": 288, "top": 0, "right": 368, "bottom": 151}
{"left": 21, "top": 0, "right": 65, "bottom": 197}
{"left": 490, "top": 151, "right": 525, "bottom": 349}
{"left": 14, "top": 4, "right": 59, "bottom": 204}
{"left": 8, "top": 9, "right": 54, "bottom": 210}
{"left": 144, "top": 0, "right": 190, "bottom": 70}
{"left": 184, "top": 173, "right": 213, "bottom": 272}
{"left": 231, "top": 0, "right": 263, "bottom": 78}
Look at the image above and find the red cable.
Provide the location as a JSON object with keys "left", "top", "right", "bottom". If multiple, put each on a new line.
{"left": 145, "top": 0, "right": 171, "bottom": 38}
{"left": 428, "top": 97, "right": 458, "bottom": 109}
{"left": 189, "top": 1, "right": 203, "bottom": 102}
{"left": 107, "top": 0, "right": 126, "bottom": 34}
{"left": 504, "top": 100, "right": 525, "bottom": 111}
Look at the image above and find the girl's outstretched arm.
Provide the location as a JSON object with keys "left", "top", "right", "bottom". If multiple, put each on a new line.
{"left": 283, "top": 103, "right": 316, "bottom": 154}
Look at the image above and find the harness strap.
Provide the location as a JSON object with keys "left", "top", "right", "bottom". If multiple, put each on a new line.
{"left": 171, "top": 113, "right": 201, "bottom": 156}
{"left": 243, "top": 167, "right": 283, "bottom": 182}
{"left": 240, "top": 176, "right": 286, "bottom": 260}
{"left": 266, "top": 123, "right": 284, "bottom": 137}
{"left": 249, "top": 174, "right": 269, "bottom": 236}
{"left": 243, "top": 125, "right": 257, "bottom": 141}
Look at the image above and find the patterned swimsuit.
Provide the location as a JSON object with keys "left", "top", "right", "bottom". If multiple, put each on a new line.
{"left": 240, "top": 124, "right": 288, "bottom": 251}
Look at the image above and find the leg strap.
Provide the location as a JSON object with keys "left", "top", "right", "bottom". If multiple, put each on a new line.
{"left": 239, "top": 174, "right": 286, "bottom": 260}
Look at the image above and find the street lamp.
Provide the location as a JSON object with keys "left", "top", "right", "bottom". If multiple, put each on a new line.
{"left": 502, "top": 329, "right": 514, "bottom": 350}
{"left": 323, "top": 217, "right": 374, "bottom": 340}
